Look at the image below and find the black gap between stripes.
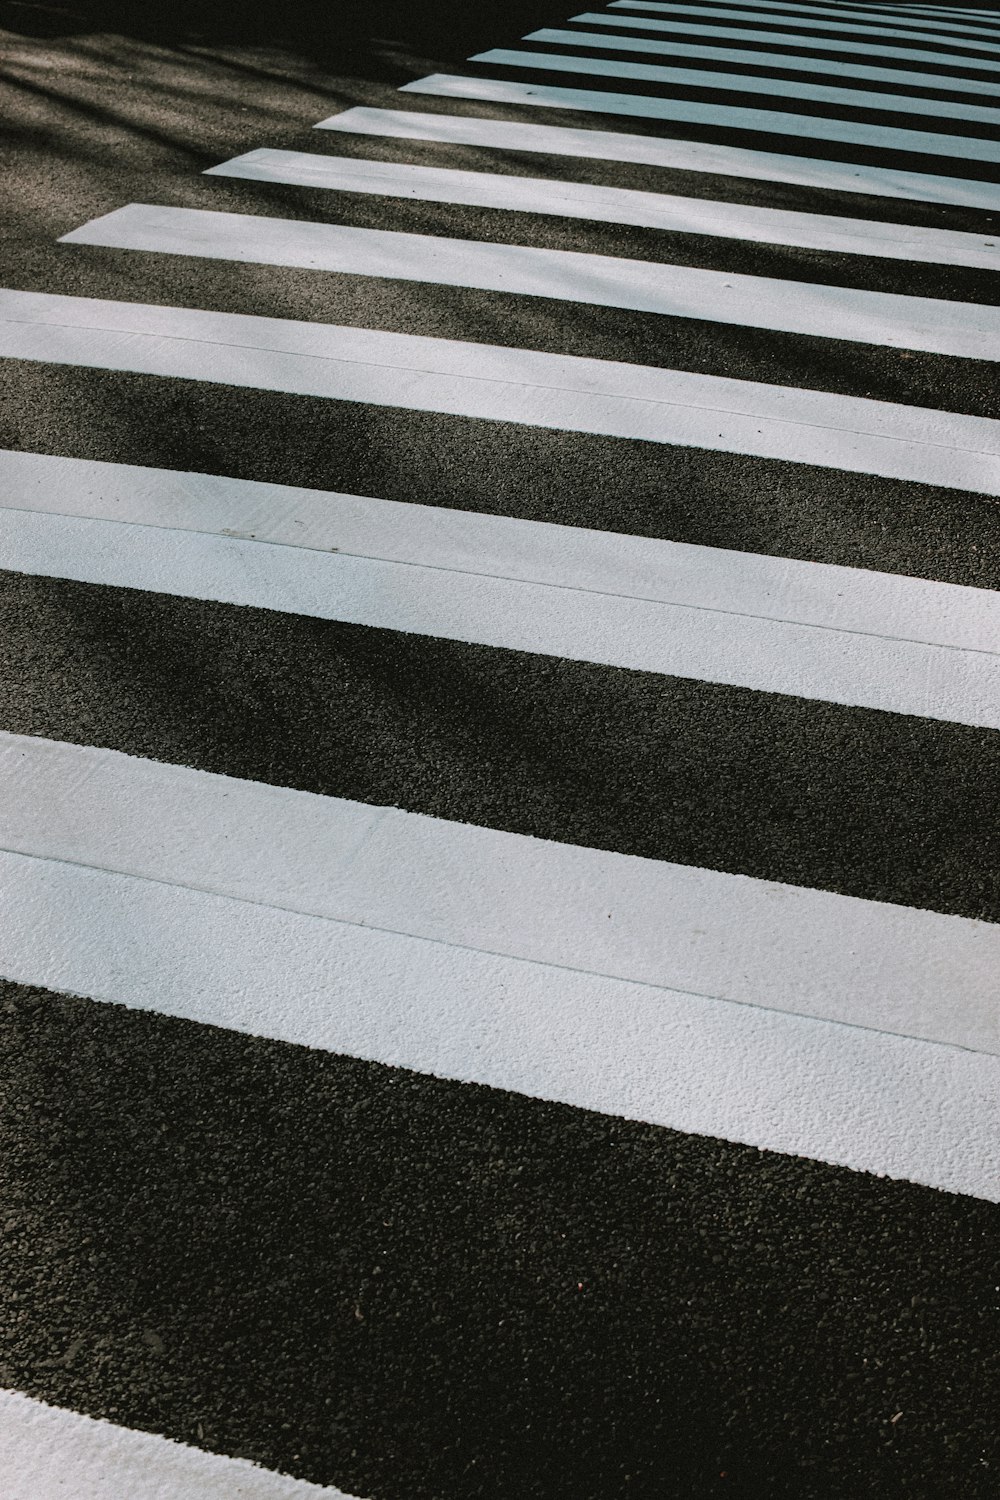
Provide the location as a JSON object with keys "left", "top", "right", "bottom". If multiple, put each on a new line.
{"left": 2, "top": 979, "right": 999, "bottom": 1500}
{"left": 1, "top": 571, "right": 998, "bottom": 922}
{"left": 2, "top": 361, "right": 999, "bottom": 590}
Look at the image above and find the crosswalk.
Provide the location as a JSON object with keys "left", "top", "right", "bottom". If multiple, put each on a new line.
{"left": 3, "top": 0, "right": 1000, "bottom": 1493}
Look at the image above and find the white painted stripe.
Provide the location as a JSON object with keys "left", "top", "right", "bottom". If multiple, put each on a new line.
{"left": 7, "top": 448, "right": 999, "bottom": 653}
{"left": 208, "top": 149, "right": 1000, "bottom": 270}
{"left": 61, "top": 203, "right": 1000, "bottom": 363}
{"left": 572, "top": 11, "right": 1000, "bottom": 81}
{"left": 2, "top": 844, "right": 998, "bottom": 1201}
{"left": 402, "top": 74, "right": 1000, "bottom": 163}
{"left": 315, "top": 107, "right": 1000, "bottom": 211}
{"left": 8, "top": 497, "right": 1000, "bottom": 726}
{"left": 0, "top": 1390, "right": 356, "bottom": 1500}
{"left": 4, "top": 732, "right": 999, "bottom": 1055}
{"left": 2, "top": 290, "right": 998, "bottom": 493}
{"left": 5, "top": 445, "right": 998, "bottom": 646}
{"left": 468, "top": 51, "right": 1000, "bottom": 159}
{"left": 662, "top": 0, "right": 1000, "bottom": 39}
{"left": 545, "top": 21, "right": 1000, "bottom": 102}
{"left": 611, "top": 0, "right": 1000, "bottom": 50}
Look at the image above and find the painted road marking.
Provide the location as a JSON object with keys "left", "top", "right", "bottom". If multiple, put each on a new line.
{"left": 537, "top": 22, "right": 1000, "bottom": 103}
{"left": 8, "top": 499, "right": 1000, "bottom": 726}
{"left": 465, "top": 52, "right": 1000, "bottom": 158}
{"left": 3, "top": 730, "right": 999, "bottom": 1052}
{"left": 61, "top": 203, "right": 1000, "bottom": 361}
{"left": 566, "top": 11, "right": 1000, "bottom": 82}
{"left": 5, "top": 449, "right": 997, "bottom": 651}
{"left": 401, "top": 74, "right": 1000, "bottom": 162}
{"left": 2, "top": 841, "right": 997, "bottom": 1201}
{"left": 0, "top": 1390, "right": 355, "bottom": 1500}
{"left": 207, "top": 150, "right": 1000, "bottom": 269}
{"left": 2, "top": 291, "right": 997, "bottom": 492}
{"left": 315, "top": 107, "right": 1000, "bottom": 210}
{"left": 609, "top": 0, "right": 1000, "bottom": 52}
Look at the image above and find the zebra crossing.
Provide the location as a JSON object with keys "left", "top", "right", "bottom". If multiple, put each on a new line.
{"left": 2, "top": 0, "right": 1000, "bottom": 1493}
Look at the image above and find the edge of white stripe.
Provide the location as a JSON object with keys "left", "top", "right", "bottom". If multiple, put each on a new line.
{"left": 0, "top": 1391, "right": 358, "bottom": 1500}
{"left": 3, "top": 843, "right": 998, "bottom": 1201}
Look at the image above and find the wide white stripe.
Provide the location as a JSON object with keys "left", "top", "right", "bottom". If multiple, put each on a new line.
{"left": 7, "top": 449, "right": 998, "bottom": 653}
{"left": 2, "top": 845, "right": 998, "bottom": 1201}
{"left": 4, "top": 446, "right": 996, "bottom": 648}
{"left": 542, "top": 22, "right": 1000, "bottom": 103}
{"left": 0, "top": 1391, "right": 356, "bottom": 1500}
{"left": 570, "top": 10, "right": 1000, "bottom": 79}
{"left": 656, "top": 0, "right": 1000, "bottom": 39}
{"left": 611, "top": 0, "right": 1000, "bottom": 51}
{"left": 9, "top": 501, "right": 1000, "bottom": 727}
{"left": 315, "top": 107, "right": 1000, "bottom": 211}
{"left": 4, "top": 732, "right": 999, "bottom": 1055}
{"left": 208, "top": 149, "right": 1000, "bottom": 270}
{"left": 469, "top": 51, "right": 1000, "bottom": 159}
{"left": 402, "top": 74, "right": 1000, "bottom": 162}
{"left": 61, "top": 203, "right": 1000, "bottom": 362}
{"left": 2, "top": 290, "right": 998, "bottom": 493}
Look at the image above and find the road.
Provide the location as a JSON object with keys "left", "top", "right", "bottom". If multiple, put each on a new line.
{"left": 1, "top": 0, "right": 999, "bottom": 1494}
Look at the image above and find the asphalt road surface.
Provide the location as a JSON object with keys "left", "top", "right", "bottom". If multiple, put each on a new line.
{"left": 2, "top": 0, "right": 1000, "bottom": 1495}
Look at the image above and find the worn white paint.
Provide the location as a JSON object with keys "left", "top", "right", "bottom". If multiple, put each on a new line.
{"left": 401, "top": 73, "right": 1000, "bottom": 161}
{"left": 567, "top": 12, "right": 1000, "bottom": 83}
{"left": 3, "top": 732, "right": 999, "bottom": 1054}
{"left": 521, "top": 30, "right": 1000, "bottom": 122}
{"left": 1, "top": 841, "right": 998, "bottom": 1201}
{"left": 465, "top": 52, "right": 1000, "bottom": 159}
{"left": 206, "top": 150, "right": 1000, "bottom": 270}
{"left": 2, "top": 291, "right": 997, "bottom": 492}
{"left": 60, "top": 203, "right": 1000, "bottom": 361}
{"left": 609, "top": 0, "right": 1000, "bottom": 52}
{"left": 315, "top": 107, "right": 1000, "bottom": 211}
{"left": 0, "top": 1390, "right": 357, "bottom": 1500}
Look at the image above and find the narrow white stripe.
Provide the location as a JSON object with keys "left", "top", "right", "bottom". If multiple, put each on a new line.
{"left": 2, "top": 290, "right": 998, "bottom": 493}
{"left": 469, "top": 51, "right": 1000, "bottom": 159}
{"left": 542, "top": 22, "right": 1000, "bottom": 104}
{"left": 315, "top": 107, "right": 1000, "bottom": 211}
{"left": 2, "top": 845, "right": 998, "bottom": 1201}
{"left": 7, "top": 448, "right": 998, "bottom": 652}
{"left": 402, "top": 73, "right": 1000, "bottom": 162}
{"left": 611, "top": 0, "right": 1000, "bottom": 51}
{"left": 60, "top": 203, "right": 1000, "bottom": 362}
{"left": 572, "top": 8, "right": 1000, "bottom": 77}
{"left": 3, "top": 732, "right": 998, "bottom": 1055}
{"left": 208, "top": 149, "right": 1000, "bottom": 270}
{"left": 660, "top": 0, "right": 1000, "bottom": 39}
{"left": 8, "top": 500, "right": 1000, "bottom": 726}
{"left": 0, "top": 1391, "right": 356, "bottom": 1500}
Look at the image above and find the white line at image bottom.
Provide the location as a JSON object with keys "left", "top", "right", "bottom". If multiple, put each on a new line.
{"left": 1, "top": 290, "right": 998, "bottom": 494}
{"left": 315, "top": 107, "right": 1000, "bottom": 212}
{"left": 0, "top": 1391, "right": 356, "bottom": 1500}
